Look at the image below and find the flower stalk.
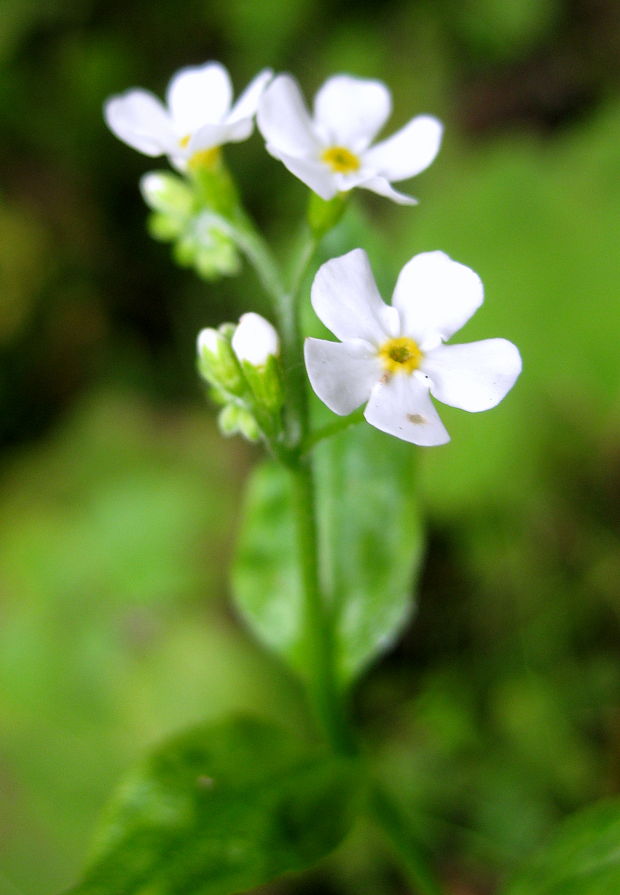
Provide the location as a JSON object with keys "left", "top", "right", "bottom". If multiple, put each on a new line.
{"left": 219, "top": 207, "right": 353, "bottom": 751}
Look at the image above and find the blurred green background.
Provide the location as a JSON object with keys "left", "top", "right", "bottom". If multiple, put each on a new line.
{"left": 1, "top": 0, "right": 619, "bottom": 893}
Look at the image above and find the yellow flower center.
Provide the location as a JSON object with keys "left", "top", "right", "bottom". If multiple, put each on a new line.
{"left": 378, "top": 337, "right": 423, "bottom": 375}
{"left": 178, "top": 135, "right": 221, "bottom": 171}
{"left": 320, "top": 146, "right": 361, "bottom": 174}
{"left": 188, "top": 146, "right": 221, "bottom": 172}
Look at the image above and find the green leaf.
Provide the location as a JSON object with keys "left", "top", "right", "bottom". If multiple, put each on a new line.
{"left": 316, "top": 424, "right": 424, "bottom": 686}
{"left": 503, "top": 799, "right": 620, "bottom": 895}
{"left": 232, "top": 462, "right": 305, "bottom": 675}
{"left": 66, "top": 716, "right": 359, "bottom": 895}
{"left": 232, "top": 424, "right": 423, "bottom": 688}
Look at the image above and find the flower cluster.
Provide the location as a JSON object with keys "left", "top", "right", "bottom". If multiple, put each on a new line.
{"left": 197, "top": 313, "right": 283, "bottom": 443}
{"left": 104, "top": 63, "right": 440, "bottom": 202}
{"left": 105, "top": 61, "right": 521, "bottom": 447}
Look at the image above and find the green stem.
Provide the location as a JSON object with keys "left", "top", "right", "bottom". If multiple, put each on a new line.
{"left": 289, "top": 459, "right": 355, "bottom": 754}
{"left": 228, "top": 211, "right": 353, "bottom": 753}
{"left": 370, "top": 784, "right": 444, "bottom": 895}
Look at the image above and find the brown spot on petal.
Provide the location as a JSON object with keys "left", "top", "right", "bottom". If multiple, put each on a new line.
{"left": 407, "top": 413, "right": 426, "bottom": 424}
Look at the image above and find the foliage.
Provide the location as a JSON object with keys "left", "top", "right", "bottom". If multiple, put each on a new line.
{"left": 67, "top": 717, "right": 359, "bottom": 895}
{"left": 1, "top": 1, "right": 619, "bottom": 893}
{"left": 233, "top": 424, "right": 423, "bottom": 688}
{"left": 503, "top": 799, "right": 620, "bottom": 894}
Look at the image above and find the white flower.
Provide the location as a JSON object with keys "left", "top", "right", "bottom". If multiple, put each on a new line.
{"left": 104, "top": 63, "right": 272, "bottom": 170}
{"left": 304, "top": 249, "right": 522, "bottom": 446}
{"left": 257, "top": 74, "right": 443, "bottom": 204}
{"left": 232, "top": 312, "right": 279, "bottom": 367}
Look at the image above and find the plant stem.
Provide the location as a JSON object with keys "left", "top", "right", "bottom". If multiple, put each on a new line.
{"left": 370, "top": 784, "right": 444, "bottom": 895}
{"left": 289, "top": 458, "right": 355, "bottom": 754}
{"left": 233, "top": 214, "right": 354, "bottom": 753}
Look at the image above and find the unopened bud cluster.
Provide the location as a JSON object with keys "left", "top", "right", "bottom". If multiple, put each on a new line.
{"left": 141, "top": 171, "right": 240, "bottom": 281}
{"left": 197, "top": 313, "right": 284, "bottom": 443}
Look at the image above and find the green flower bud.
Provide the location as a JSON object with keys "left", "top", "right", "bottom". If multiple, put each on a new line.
{"left": 196, "top": 325, "right": 245, "bottom": 396}
{"left": 231, "top": 313, "right": 284, "bottom": 412}
{"left": 217, "top": 404, "right": 260, "bottom": 442}
{"left": 140, "top": 172, "right": 195, "bottom": 217}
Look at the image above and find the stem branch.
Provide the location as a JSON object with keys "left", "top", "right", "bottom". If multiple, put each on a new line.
{"left": 370, "top": 784, "right": 444, "bottom": 895}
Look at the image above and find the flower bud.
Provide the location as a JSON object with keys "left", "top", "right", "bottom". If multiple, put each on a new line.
{"left": 217, "top": 404, "right": 260, "bottom": 442}
{"left": 231, "top": 313, "right": 279, "bottom": 366}
{"left": 231, "top": 313, "right": 283, "bottom": 412}
{"left": 140, "top": 172, "right": 195, "bottom": 216}
{"left": 196, "top": 324, "right": 245, "bottom": 396}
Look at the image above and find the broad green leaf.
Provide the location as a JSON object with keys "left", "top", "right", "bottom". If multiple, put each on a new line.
{"left": 503, "top": 799, "right": 620, "bottom": 895}
{"left": 66, "top": 716, "right": 359, "bottom": 895}
{"left": 233, "top": 423, "right": 423, "bottom": 688}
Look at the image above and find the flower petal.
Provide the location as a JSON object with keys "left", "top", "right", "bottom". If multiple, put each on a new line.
{"left": 166, "top": 62, "right": 232, "bottom": 133}
{"left": 422, "top": 338, "right": 522, "bottom": 412}
{"left": 358, "top": 176, "right": 418, "bottom": 205}
{"left": 257, "top": 74, "right": 320, "bottom": 158}
{"left": 188, "top": 122, "right": 244, "bottom": 154}
{"left": 228, "top": 68, "right": 273, "bottom": 122}
{"left": 392, "top": 251, "right": 484, "bottom": 344}
{"left": 233, "top": 312, "right": 279, "bottom": 366}
{"left": 305, "top": 338, "right": 380, "bottom": 415}
{"left": 104, "top": 90, "right": 176, "bottom": 156}
{"left": 311, "top": 249, "right": 399, "bottom": 344}
{"left": 313, "top": 75, "right": 391, "bottom": 150}
{"left": 264, "top": 147, "right": 337, "bottom": 198}
{"left": 363, "top": 114, "right": 443, "bottom": 181}
{"left": 364, "top": 372, "right": 450, "bottom": 446}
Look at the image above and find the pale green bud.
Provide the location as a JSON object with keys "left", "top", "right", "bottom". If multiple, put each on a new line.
{"left": 140, "top": 171, "right": 195, "bottom": 217}
{"left": 148, "top": 211, "right": 185, "bottom": 241}
{"left": 194, "top": 231, "right": 241, "bottom": 280}
{"left": 217, "top": 404, "right": 260, "bottom": 442}
{"left": 196, "top": 325, "right": 245, "bottom": 396}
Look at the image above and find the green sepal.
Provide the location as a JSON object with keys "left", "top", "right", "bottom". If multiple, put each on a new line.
{"left": 189, "top": 156, "right": 241, "bottom": 220}
{"left": 64, "top": 716, "right": 360, "bottom": 895}
{"left": 240, "top": 354, "right": 284, "bottom": 414}
{"left": 218, "top": 404, "right": 261, "bottom": 442}
{"left": 307, "top": 192, "right": 349, "bottom": 239}
{"left": 197, "top": 325, "right": 246, "bottom": 397}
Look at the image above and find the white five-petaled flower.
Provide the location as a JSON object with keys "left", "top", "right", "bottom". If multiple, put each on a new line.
{"left": 257, "top": 74, "right": 443, "bottom": 204}
{"left": 304, "top": 249, "right": 522, "bottom": 446}
{"left": 104, "top": 62, "right": 272, "bottom": 170}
